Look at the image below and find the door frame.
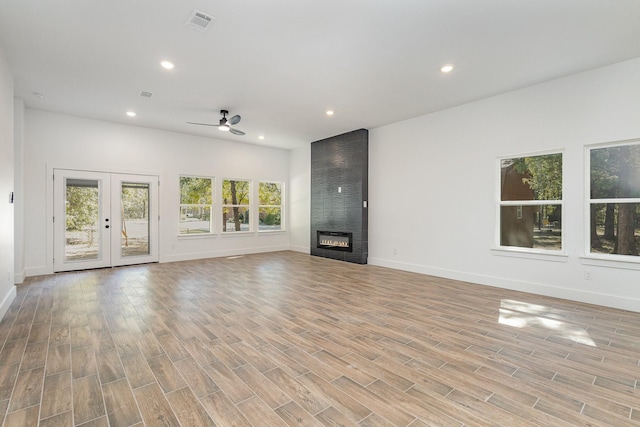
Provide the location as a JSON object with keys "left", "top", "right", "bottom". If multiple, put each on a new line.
{"left": 48, "top": 166, "right": 160, "bottom": 274}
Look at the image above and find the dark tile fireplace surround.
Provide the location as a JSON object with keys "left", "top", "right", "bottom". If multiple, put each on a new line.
{"left": 311, "top": 129, "right": 368, "bottom": 264}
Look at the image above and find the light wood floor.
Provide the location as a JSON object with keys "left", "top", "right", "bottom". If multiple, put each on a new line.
{"left": 0, "top": 251, "right": 639, "bottom": 426}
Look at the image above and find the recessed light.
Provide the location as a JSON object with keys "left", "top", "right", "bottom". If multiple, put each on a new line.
{"left": 160, "top": 61, "right": 175, "bottom": 70}
{"left": 441, "top": 64, "right": 454, "bottom": 73}
{"left": 126, "top": 111, "right": 136, "bottom": 117}
{"left": 258, "top": 135, "right": 265, "bottom": 140}
{"left": 326, "top": 110, "right": 334, "bottom": 116}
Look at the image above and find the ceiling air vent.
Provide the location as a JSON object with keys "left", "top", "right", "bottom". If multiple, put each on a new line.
{"left": 186, "top": 9, "right": 214, "bottom": 32}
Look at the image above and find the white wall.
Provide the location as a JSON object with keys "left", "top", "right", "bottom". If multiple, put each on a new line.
{"left": 287, "top": 58, "right": 640, "bottom": 312}
{"left": 23, "top": 110, "right": 291, "bottom": 275}
{"left": 0, "top": 45, "right": 16, "bottom": 318}
{"left": 288, "top": 144, "right": 311, "bottom": 253}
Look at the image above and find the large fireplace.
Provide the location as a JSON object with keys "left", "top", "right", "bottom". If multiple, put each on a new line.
{"left": 317, "top": 231, "right": 353, "bottom": 252}
{"left": 310, "top": 129, "right": 368, "bottom": 264}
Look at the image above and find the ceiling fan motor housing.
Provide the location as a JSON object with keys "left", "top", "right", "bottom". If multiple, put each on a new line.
{"left": 186, "top": 109, "right": 243, "bottom": 135}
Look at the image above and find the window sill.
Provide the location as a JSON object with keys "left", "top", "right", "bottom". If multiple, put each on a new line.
{"left": 221, "top": 231, "right": 255, "bottom": 238}
{"left": 491, "top": 247, "right": 569, "bottom": 263}
{"left": 178, "top": 233, "right": 217, "bottom": 239}
{"left": 580, "top": 255, "right": 640, "bottom": 271}
{"left": 258, "top": 229, "right": 286, "bottom": 235}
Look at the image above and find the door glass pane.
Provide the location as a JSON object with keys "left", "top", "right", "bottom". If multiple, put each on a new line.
{"left": 121, "top": 182, "right": 150, "bottom": 257}
{"left": 65, "top": 179, "right": 100, "bottom": 261}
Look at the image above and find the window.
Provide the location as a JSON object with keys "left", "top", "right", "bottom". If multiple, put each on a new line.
{"left": 259, "top": 181, "right": 283, "bottom": 231}
{"left": 588, "top": 141, "right": 640, "bottom": 257}
{"left": 179, "top": 176, "right": 213, "bottom": 234}
{"left": 222, "top": 179, "right": 251, "bottom": 232}
{"left": 499, "top": 153, "right": 563, "bottom": 251}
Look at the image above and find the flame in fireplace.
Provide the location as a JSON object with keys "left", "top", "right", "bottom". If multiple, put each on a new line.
{"left": 319, "top": 239, "right": 350, "bottom": 247}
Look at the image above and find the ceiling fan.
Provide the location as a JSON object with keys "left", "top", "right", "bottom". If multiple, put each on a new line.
{"left": 187, "top": 109, "right": 245, "bottom": 135}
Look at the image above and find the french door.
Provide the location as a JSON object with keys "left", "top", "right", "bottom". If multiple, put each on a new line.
{"left": 54, "top": 169, "right": 159, "bottom": 272}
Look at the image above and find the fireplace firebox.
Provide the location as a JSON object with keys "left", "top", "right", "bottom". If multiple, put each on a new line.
{"left": 317, "top": 231, "right": 353, "bottom": 252}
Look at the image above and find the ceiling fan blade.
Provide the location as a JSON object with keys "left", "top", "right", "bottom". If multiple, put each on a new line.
{"left": 229, "top": 128, "right": 245, "bottom": 136}
{"left": 187, "top": 122, "right": 216, "bottom": 126}
{"left": 229, "top": 114, "right": 241, "bottom": 125}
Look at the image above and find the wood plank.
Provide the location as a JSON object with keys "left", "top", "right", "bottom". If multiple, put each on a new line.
{"left": 71, "top": 345, "right": 97, "bottom": 379}
{"left": 39, "top": 411, "right": 73, "bottom": 427}
{"left": 173, "top": 357, "right": 220, "bottom": 398}
{"left": 315, "top": 406, "right": 361, "bottom": 427}
{"left": 297, "top": 372, "right": 372, "bottom": 422}
{"left": 275, "top": 400, "right": 325, "bottom": 427}
{"left": 95, "top": 348, "right": 125, "bottom": 384}
{"left": 0, "top": 363, "right": 18, "bottom": 401}
{"left": 147, "top": 354, "right": 187, "bottom": 393}
{"left": 72, "top": 374, "right": 105, "bottom": 425}
{"left": 233, "top": 363, "right": 291, "bottom": 408}
{"left": 46, "top": 344, "right": 70, "bottom": 376}
{"left": 165, "top": 386, "right": 216, "bottom": 427}
{"left": 200, "top": 390, "right": 252, "bottom": 427}
{"left": 40, "top": 371, "right": 72, "bottom": 419}
{"left": 133, "top": 382, "right": 180, "bottom": 427}
{"left": 27, "top": 322, "right": 51, "bottom": 344}
{"left": 236, "top": 395, "right": 290, "bottom": 427}
{"left": 264, "top": 367, "right": 332, "bottom": 415}
{"left": 0, "top": 338, "right": 27, "bottom": 366}
{"left": 3, "top": 405, "right": 39, "bottom": 426}
{"left": 331, "top": 376, "right": 415, "bottom": 426}
{"left": 156, "top": 332, "right": 191, "bottom": 361}
{"left": 102, "top": 378, "right": 143, "bottom": 426}
{"left": 202, "top": 361, "right": 254, "bottom": 404}
{"left": 120, "top": 351, "right": 156, "bottom": 389}
{"left": 8, "top": 366, "right": 44, "bottom": 411}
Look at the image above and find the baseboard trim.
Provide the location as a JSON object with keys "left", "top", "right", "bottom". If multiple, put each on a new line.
{"left": 160, "top": 245, "right": 291, "bottom": 264}
{"left": 368, "top": 257, "right": 640, "bottom": 313}
{"left": 14, "top": 270, "right": 25, "bottom": 285}
{"left": 288, "top": 245, "right": 310, "bottom": 254}
{"left": 0, "top": 286, "right": 17, "bottom": 322}
{"left": 25, "top": 266, "right": 50, "bottom": 277}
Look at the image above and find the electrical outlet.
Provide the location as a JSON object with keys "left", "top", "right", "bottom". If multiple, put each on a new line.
{"left": 584, "top": 271, "right": 593, "bottom": 280}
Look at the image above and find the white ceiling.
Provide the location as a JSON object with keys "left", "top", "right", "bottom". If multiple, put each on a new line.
{"left": 1, "top": 1, "right": 640, "bottom": 150}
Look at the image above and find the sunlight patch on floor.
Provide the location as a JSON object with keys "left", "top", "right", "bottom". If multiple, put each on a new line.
{"left": 499, "top": 299, "right": 596, "bottom": 347}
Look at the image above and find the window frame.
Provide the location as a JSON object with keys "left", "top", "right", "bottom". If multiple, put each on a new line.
{"left": 584, "top": 139, "right": 640, "bottom": 264}
{"left": 221, "top": 178, "right": 252, "bottom": 233}
{"left": 258, "top": 181, "right": 284, "bottom": 232}
{"left": 495, "top": 150, "right": 565, "bottom": 256}
{"left": 178, "top": 175, "right": 215, "bottom": 236}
